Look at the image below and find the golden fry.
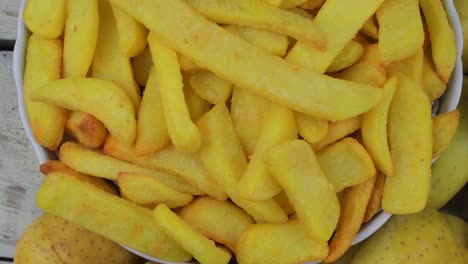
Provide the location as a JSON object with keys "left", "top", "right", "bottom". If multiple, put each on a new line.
{"left": 111, "top": 5, "right": 148, "bottom": 57}
{"left": 363, "top": 171, "right": 386, "bottom": 223}
{"left": 422, "top": 54, "right": 447, "bottom": 101}
{"left": 23, "top": 0, "right": 65, "bottom": 38}
{"left": 295, "top": 114, "right": 328, "bottom": 144}
{"left": 311, "top": 116, "right": 362, "bottom": 152}
{"left": 190, "top": 71, "right": 232, "bottom": 104}
{"left": 299, "top": 0, "right": 325, "bottom": 10}
{"left": 273, "top": 191, "right": 295, "bottom": 215}
{"left": 327, "top": 40, "right": 365, "bottom": 72}
{"left": 65, "top": 111, "right": 108, "bottom": 148}
{"left": 388, "top": 48, "right": 423, "bottom": 85}
{"left": 184, "top": 77, "right": 212, "bottom": 122}
{"left": 432, "top": 110, "right": 460, "bottom": 158}
{"left": 131, "top": 46, "right": 153, "bottom": 86}
{"left": 360, "top": 16, "right": 378, "bottom": 39}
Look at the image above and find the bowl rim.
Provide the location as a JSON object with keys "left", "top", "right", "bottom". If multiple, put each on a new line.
{"left": 12, "top": 0, "right": 464, "bottom": 263}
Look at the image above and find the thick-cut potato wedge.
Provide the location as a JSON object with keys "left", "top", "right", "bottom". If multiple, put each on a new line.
{"left": 39, "top": 160, "right": 116, "bottom": 195}
{"left": 103, "top": 137, "right": 227, "bottom": 200}
{"left": 383, "top": 74, "right": 432, "bottom": 214}
{"left": 60, "top": 142, "right": 202, "bottom": 195}
{"left": 265, "top": 140, "right": 340, "bottom": 242}
{"left": 153, "top": 204, "right": 231, "bottom": 264}
{"left": 295, "top": 114, "right": 328, "bottom": 144}
{"left": 237, "top": 220, "right": 329, "bottom": 264}
{"left": 179, "top": 197, "right": 254, "bottom": 253}
{"left": 23, "top": 34, "right": 66, "bottom": 150}
{"left": 23, "top": 0, "right": 65, "bottom": 38}
{"left": 131, "top": 46, "right": 153, "bottom": 86}
{"left": 264, "top": 0, "right": 309, "bottom": 9}
{"left": 118, "top": 172, "right": 193, "bottom": 208}
{"left": 388, "top": 48, "right": 423, "bottom": 85}
{"left": 148, "top": 33, "right": 201, "bottom": 154}
{"left": 231, "top": 87, "right": 270, "bottom": 156}
{"left": 420, "top": 0, "right": 457, "bottom": 83}
{"left": 92, "top": 0, "right": 141, "bottom": 111}
{"left": 286, "top": 0, "right": 384, "bottom": 73}
{"left": 111, "top": 5, "right": 148, "bottom": 57}
{"left": 422, "top": 54, "right": 447, "bottom": 101}
{"left": 311, "top": 116, "right": 362, "bottom": 152}
{"left": 238, "top": 103, "right": 297, "bottom": 200}
{"left": 197, "top": 104, "right": 287, "bottom": 223}
{"left": 190, "top": 71, "right": 233, "bottom": 104}
{"left": 317, "top": 137, "right": 376, "bottom": 192}
{"left": 136, "top": 68, "right": 170, "bottom": 156}
{"left": 187, "top": 0, "right": 324, "bottom": 50}
{"left": 299, "top": 0, "right": 325, "bottom": 10}
{"left": 224, "top": 25, "right": 289, "bottom": 57}
{"left": 65, "top": 111, "right": 108, "bottom": 148}
{"left": 362, "top": 78, "right": 397, "bottom": 177}
{"left": 324, "top": 176, "right": 376, "bottom": 263}
{"left": 327, "top": 40, "right": 365, "bottom": 72}
{"left": 63, "top": 0, "right": 99, "bottom": 78}
{"left": 377, "top": 0, "right": 424, "bottom": 62}
{"left": 184, "top": 77, "right": 212, "bottom": 122}
{"left": 432, "top": 110, "right": 460, "bottom": 158}
{"left": 36, "top": 172, "right": 191, "bottom": 262}
{"left": 273, "top": 191, "right": 295, "bottom": 215}
{"left": 363, "top": 171, "right": 385, "bottom": 223}
{"left": 360, "top": 16, "right": 378, "bottom": 39}
{"left": 110, "top": 0, "right": 382, "bottom": 121}
{"left": 178, "top": 55, "right": 201, "bottom": 72}
{"left": 31, "top": 78, "right": 136, "bottom": 145}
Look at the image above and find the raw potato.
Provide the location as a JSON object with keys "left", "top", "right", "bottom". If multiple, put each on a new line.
{"left": 63, "top": 0, "right": 99, "bottom": 78}
{"left": 111, "top": 5, "right": 148, "bottom": 57}
{"left": 363, "top": 171, "right": 386, "bottom": 223}
{"left": 311, "top": 116, "right": 362, "bottom": 152}
{"left": 36, "top": 173, "right": 192, "bottom": 262}
{"left": 432, "top": 110, "right": 460, "bottom": 158}
{"left": 65, "top": 111, "right": 108, "bottom": 148}
{"left": 190, "top": 70, "right": 233, "bottom": 104}
{"left": 153, "top": 204, "right": 231, "bottom": 264}
{"left": 148, "top": 33, "right": 201, "bottom": 154}
{"left": 132, "top": 47, "right": 153, "bottom": 86}
{"left": 186, "top": 0, "right": 325, "bottom": 50}
{"left": 422, "top": 54, "right": 447, "bottom": 101}
{"left": 14, "top": 214, "right": 141, "bottom": 264}
{"left": 23, "top": 34, "right": 66, "bottom": 150}
{"left": 179, "top": 197, "right": 254, "bottom": 253}
{"left": 109, "top": 0, "right": 383, "bottom": 121}
{"left": 236, "top": 220, "right": 329, "bottom": 264}
{"left": 327, "top": 40, "right": 365, "bottom": 72}
{"left": 317, "top": 137, "right": 376, "bottom": 192}
{"left": 265, "top": 140, "right": 340, "bottom": 242}
{"left": 30, "top": 78, "right": 136, "bottom": 145}
{"left": 23, "top": 0, "right": 65, "bottom": 38}
{"left": 295, "top": 114, "right": 328, "bottom": 144}
{"left": 118, "top": 172, "right": 193, "bottom": 208}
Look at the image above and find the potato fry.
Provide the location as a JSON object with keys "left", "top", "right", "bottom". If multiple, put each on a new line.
{"left": 363, "top": 171, "right": 385, "bottom": 223}
{"left": 131, "top": 46, "right": 153, "bottom": 86}
{"left": 273, "top": 191, "right": 295, "bottom": 215}
{"left": 317, "top": 137, "right": 376, "bottom": 192}
{"left": 190, "top": 71, "right": 233, "bottom": 104}
{"left": 265, "top": 140, "right": 340, "bottom": 242}
{"left": 110, "top": 0, "right": 383, "bottom": 121}
{"left": 419, "top": 0, "right": 457, "bottom": 83}
{"left": 264, "top": 0, "right": 309, "bottom": 9}
{"left": 179, "top": 197, "right": 254, "bottom": 253}
{"left": 23, "top": 34, "right": 66, "bottom": 150}
{"left": 238, "top": 103, "right": 297, "bottom": 200}
{"left": 311, "top": 116, "right": 362, "bottom": 152}
{"left": 388, "top": 50, "right": 423, "bottom": 91}
{"left": 31, "top": 78, "right": 136, "bottom": 145}
{"left": 63, "top": 0, "right": 99, "bottom": 78}
{"left": 197, "top": 104, "right": 287, "bottom": 223}
{"left": 148, "top": 33, "right": 201, "bottom": 154}
{"left": 186, "top": 0, "right": 325, "bottom": 51}
{"left": 295, "top": 114, "right": 328, "bottom": 144}
{"left": 327, "top": 40, "right": 365, "bottom": 72}
{"left": 286, "top": 0, "right": 384, "bottom": 73}
{"left": 231, "top": 87, "right": 270, "bottom": 156}
{"left": 118, "top": 172, "right": 193, "bottom": 208}
{"left": 360, "top": 16, "right": 378, "bottom": 39}
{"left": 184, "top": 77, "right": 212, "bottom": 122}
{"left": 362, "top": 78, "right": 397, "bottom": 177}
{"left": 178, "top": 54, "right": 201, "bottom": 72}
{"left": 103, "top": 137, "right": 227, "bottom": 200}
{"left": 299, "top": 0, "right": 325, "bottom": 10}
{"left": 223, "top": 25, "right": 289, "bottom": 57}
{"left": 237, "top": 220, "right": 329, "bottom": 264}
{"left": 65, "top": 111, "right": 108, "bottom": 148}
{"left": 111, "top": 5, "right": 148, "bottom": 57}
{"left": 36, "top": 172, "right": 191, "bottom": 262}
{"left": 422, "top": 54, "right": 447, "bottom": 101}
{"left": 432, "top": 110, "right": 460, "bottom": 158}
{"left": 383, "top": 74, "right": 432, "bottom": 214}
{"left": 92, "top": 0, "right": 141, "bottom": 111}
{"left": 60, "top": 142, "right": 202, "bottom": 195}
{"left": 376, "top": 0, "right": 424, "bottom": 62}
{"left": 136, "top": 68, "right": 170, "bottom": 156}
{"left": 324, "top": 176, "right": 376, "bottom": 263}
{"left": 23, "top": 0, "right": 65, "bottom": 38}
{"left": 154, "top": 204, "right": 231, "bottom": 264}
{"left": 39, "top": 160, "right": 117, "bottom": 195}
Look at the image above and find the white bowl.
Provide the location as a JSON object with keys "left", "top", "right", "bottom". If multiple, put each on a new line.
{"left": 13, "top": 0, "right": 463, "bottom": 263}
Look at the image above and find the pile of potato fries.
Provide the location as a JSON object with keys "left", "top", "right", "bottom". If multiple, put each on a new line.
{"left": 23, "top": 0, "right": 460, "bottom": 263}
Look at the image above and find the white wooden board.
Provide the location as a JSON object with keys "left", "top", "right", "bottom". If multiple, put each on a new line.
{"left": 0, "top": 0, "right": 21, "bottom": 40}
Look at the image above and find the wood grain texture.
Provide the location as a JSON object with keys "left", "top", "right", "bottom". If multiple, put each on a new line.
{"left": 0, "top": 51, "right": 42, "bottom": 259}
{"left": 0, "top": 0, "right": 21, "bottom": 40}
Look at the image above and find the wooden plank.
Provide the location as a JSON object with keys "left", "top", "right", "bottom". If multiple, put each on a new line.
{"left": 0, "top": 0, "right": 21, "bottom": 41}
{"left": 0, "top": 51, "right": 43, "bottom": 258}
